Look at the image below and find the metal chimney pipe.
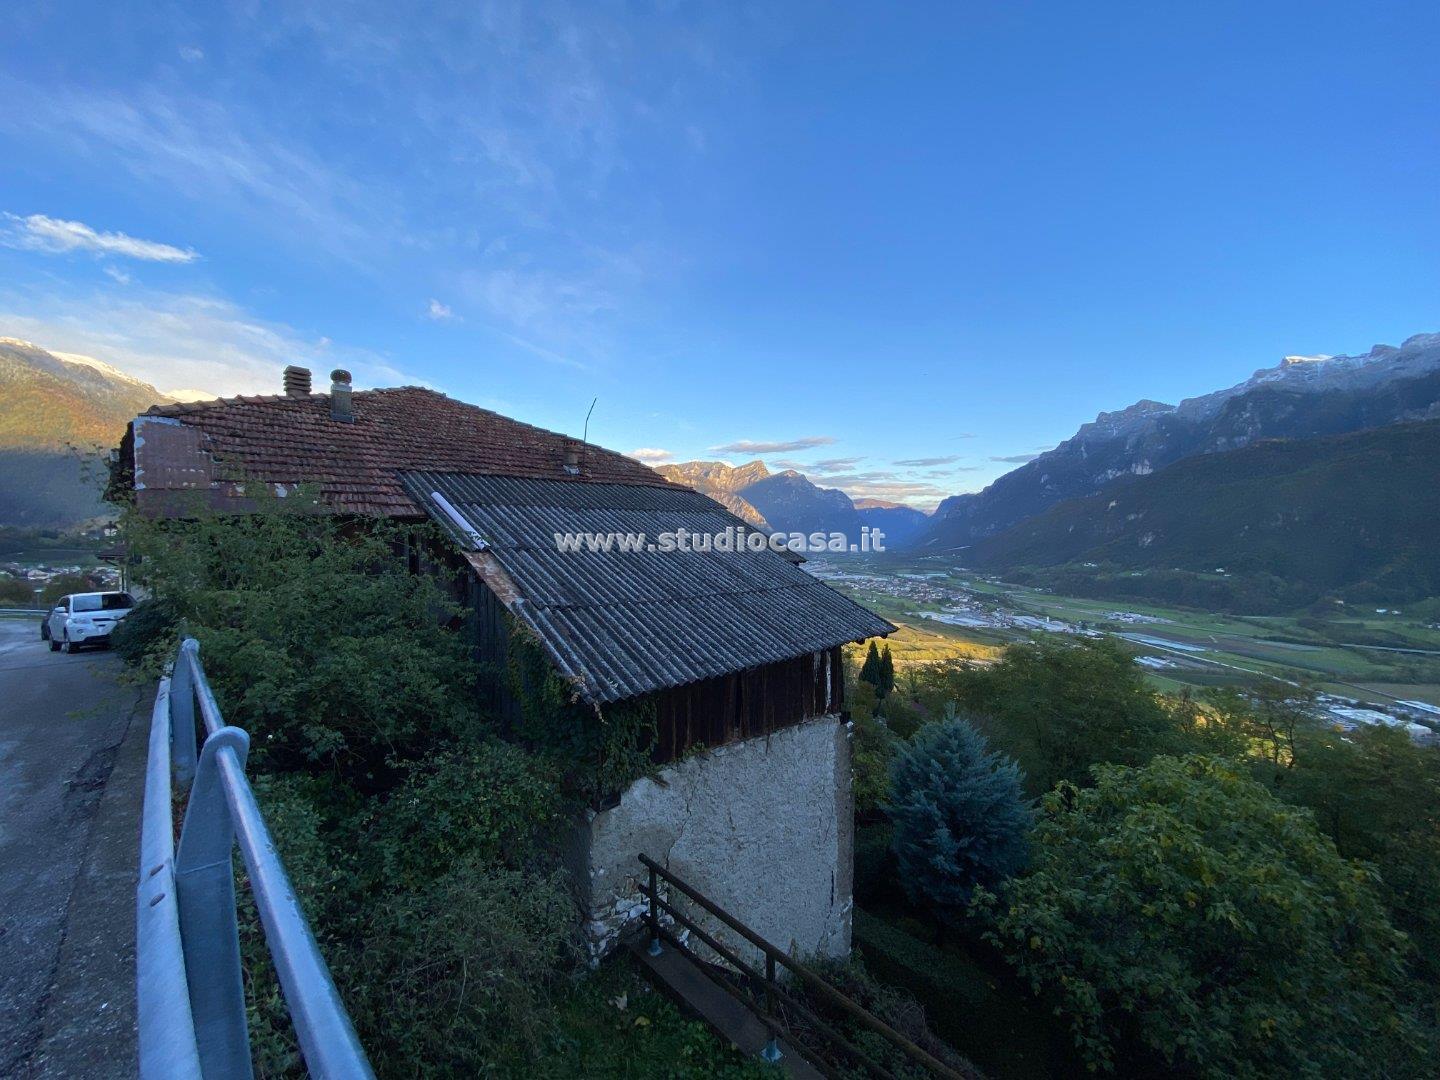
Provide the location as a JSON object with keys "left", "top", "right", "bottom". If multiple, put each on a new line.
{"left": 330, "top": 369, "right": 354, "bottom": 423}
{"left": 283, "top": 366, "right": 312, "bottom": 397}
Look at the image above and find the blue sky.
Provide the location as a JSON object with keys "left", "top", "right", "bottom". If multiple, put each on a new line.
{"left": 2, "top": 2, "right": 1436, "bottom": 507}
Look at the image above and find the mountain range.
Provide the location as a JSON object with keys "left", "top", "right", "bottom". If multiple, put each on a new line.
{"left": 915, "top": 333, "right": 1440, "bottom": 553}
{"left": 0, "top": 338, "right": 178, "bottom": 527}
{"left": 964, "top": 417, "right": 1440, "bottom": 608}
{"left": 652, "top": 460, "right": 931, "bottom": 546}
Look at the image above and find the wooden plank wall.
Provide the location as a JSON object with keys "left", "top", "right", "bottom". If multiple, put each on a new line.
{"left": 651, "top": 647, "right": 845, "bottom": 764}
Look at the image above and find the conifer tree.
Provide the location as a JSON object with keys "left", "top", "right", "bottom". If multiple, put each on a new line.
{"left": 858, "top": 640, "right": 882, "bottom": 692}
{"left": 878, "top": 645, "right": 896, "bottom": 699}
{"left": 887, "top": 705, "right": 1033, "bottom": 915}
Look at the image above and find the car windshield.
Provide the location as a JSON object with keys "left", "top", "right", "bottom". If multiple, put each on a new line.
{"left": 71, "top": 594, "right": 133, "bottom": 612}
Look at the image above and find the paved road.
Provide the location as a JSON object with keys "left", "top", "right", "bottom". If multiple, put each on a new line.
{"left": 0, "top": 618, "right": 144, "bottom": 1077}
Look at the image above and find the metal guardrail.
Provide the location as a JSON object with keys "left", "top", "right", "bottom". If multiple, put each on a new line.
{"left": 137, "top": 638, "right": 374, "bottom": 1079}
{"left": 637, "top": 853, "right": 966, "bottom": 1080}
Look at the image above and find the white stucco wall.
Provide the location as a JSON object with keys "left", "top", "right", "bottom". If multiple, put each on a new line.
{"left": 572, "top": 713, "right": 854, "bottom": 967}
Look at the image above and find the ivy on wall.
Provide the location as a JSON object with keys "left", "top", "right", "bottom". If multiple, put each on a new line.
{"left": 503, "top": 617, "right": 659, "bottom": 805}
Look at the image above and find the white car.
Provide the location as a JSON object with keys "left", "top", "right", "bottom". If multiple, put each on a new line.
{"left": 47, "top": 591, "right": 136, "bottom": 653}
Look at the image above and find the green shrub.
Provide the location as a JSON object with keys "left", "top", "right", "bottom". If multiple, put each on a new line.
{"left": 123, "top": 496, "right": 480, "bottom": 781}
{"left": 354, "top": 858, "right": 580, "bottom": 1076}
{"left": 0, "top": 575, "right": 36, "bottom": 605}
{"left": 110, "top": 595, "right": 180, "bottom": 669}
{"left": 989, "top": 754, "right": 1425, "bottom": 1077}
{"left": 887, "top": 709, "right": 1033, "bottom": 914}
{"left": 851, "top": 710, "right": 895, "bottom": 818}
{"left": 785, "top": 955, "right": 977, "bottom": 1080}
{"left": 374, "top": 742, "right": 566, "bottom": 886}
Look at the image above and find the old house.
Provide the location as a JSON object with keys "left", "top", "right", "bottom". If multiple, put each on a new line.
{"left": 118, "top": 366, "right": 892, "bottom": 961}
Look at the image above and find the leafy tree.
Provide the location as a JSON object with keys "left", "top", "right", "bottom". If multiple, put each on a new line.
{"left": 944, "top": 636, "right": 1179, "bottom": 791}
{"left": 878, "top": 644, "right": 896, "bottom": 698}
{"left": 1203, "top": 683, "right": 1315, "bottom": 767}
{"left": 887, "top": 707, "right": 1033, "bottom": 916}
{"left": 1265, "top": 722, "right": 1440, "bottom": 989}
{"left": 988, "top": 755, "right": 1424, "bottom": 1077}
{"left": 859, "top": 639, "right": 883, "bottom": 693}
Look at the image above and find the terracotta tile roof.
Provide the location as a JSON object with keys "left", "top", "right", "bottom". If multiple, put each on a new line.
{"left": 134, "top": 387, "right": 676, "bottom": 516}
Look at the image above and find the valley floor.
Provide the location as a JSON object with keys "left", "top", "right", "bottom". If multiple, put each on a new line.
{"left": 811, "top": 556, "right": 1440, "bottom": 736}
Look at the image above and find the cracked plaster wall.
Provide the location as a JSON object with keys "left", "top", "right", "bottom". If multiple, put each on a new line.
{"left": 572, "top": 713, "right": 853, "bottom": 967}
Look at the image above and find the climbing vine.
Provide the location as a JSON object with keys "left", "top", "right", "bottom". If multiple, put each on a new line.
{"left": 503, "top": 617, "right": 659, "bottom": 804}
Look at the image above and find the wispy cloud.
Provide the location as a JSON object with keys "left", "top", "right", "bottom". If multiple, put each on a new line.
{"left": 103, "top": 265, "right": 133, "bottom": 285}
{"left": 4, "top": 213, "right": 198, "bottom": 263}
{"left": 0, "top": 82, "right": 394, "bottom": 262}
{"left": 711, "top": 435, "right": 836, "bottom": 454}
{"left": 627, "top": 447, "right": 673, "bottom": 464}
{"left": 991, "top": 453, "right": 1041, "bottom": 464}
{"left": 893, "top": 454, "right": 963, "bottom": 467}
{"left": 425, "top": 298, "right": 456, "bottom": 321}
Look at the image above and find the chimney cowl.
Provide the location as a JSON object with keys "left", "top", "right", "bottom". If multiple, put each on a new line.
{"left": 562, "top": 441, "right": 582, "bottom": 475}
{"left": 330, "top": 369, "right": 354, "bottom": 423}
{"left": 283, "top": 365, "right": 312, "bottom": 397}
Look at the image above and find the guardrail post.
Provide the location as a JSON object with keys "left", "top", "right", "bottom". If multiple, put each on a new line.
{"left": 646, "top": 864, "right": 663, "bottom": 957}
{"left": 175, "top": 726, "right": 253, "bottom": 1080}
{"left": 170, "top": 638, "right": 200, "bottom": 790}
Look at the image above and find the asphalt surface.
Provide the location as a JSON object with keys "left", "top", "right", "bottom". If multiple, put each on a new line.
{"left": 0, "top": 618, "right": 144, "bottom": 1077}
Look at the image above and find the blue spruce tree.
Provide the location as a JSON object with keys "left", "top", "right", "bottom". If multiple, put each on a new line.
{"left": 886, "top": 706, "right": 1034, "bottom": 915}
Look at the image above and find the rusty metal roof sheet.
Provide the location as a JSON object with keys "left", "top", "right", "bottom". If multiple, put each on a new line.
{"left": 401, "top": 471, "right": 894, "bottom": 703}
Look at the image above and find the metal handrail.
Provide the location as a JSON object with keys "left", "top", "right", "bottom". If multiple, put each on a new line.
{"left": 137, "top": 637, "right": 374, "bottom": 1079}
{"left": 638, "top": 853, "right": 965, "bottom": 1080}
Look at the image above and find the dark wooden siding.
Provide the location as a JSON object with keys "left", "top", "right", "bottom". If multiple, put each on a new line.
{"left": 650, "top": 647, "right": 844, "bottom": 764}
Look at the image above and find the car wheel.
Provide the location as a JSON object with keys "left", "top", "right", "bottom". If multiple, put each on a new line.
{"left": 61, "top": 635, "right": 73, "bottom": 654}
{"left": 49, "top": 637, "right": 60, "bottom": 651}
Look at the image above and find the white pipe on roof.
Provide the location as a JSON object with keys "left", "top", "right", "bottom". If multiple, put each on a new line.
{"left": 429, "top": 490, "right": 488, "bottom": 550}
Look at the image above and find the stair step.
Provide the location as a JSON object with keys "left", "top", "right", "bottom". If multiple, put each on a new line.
{"left": 628, "top": 939, "right": 825, "bottom": 1079}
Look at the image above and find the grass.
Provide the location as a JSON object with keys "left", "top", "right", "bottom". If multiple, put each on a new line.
{"left": 848, "top": 620, "right": 1002, "bottom": 669}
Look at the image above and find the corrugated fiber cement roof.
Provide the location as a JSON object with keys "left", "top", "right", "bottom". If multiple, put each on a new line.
{"left": 401, "top": 470, "right": 894, "bottom": 703}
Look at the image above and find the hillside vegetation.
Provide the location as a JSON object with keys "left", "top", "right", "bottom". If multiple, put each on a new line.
{"left": 963, "top": 419, "right": 1440, "bottom": 608}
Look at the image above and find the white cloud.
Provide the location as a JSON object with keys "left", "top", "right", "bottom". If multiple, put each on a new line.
{"left": 103, "top": 265, "right": 133, "bottom": 285}
{"left": 893, "top": 454, "right": 963, "bottom": 467}
{"left": 4, "top": 213, "right": 197, "bottom": 263}
{"left": 710, "top": 435, "right": 836, "bottom": 454}
{"left": 627, "top": 447, "right": 673, "bottom": 464}
{"left": 0, "top": 285, "right": 422, "bottom": 399}
{"left": 179, "top": 45, "right": 205, "bottom": 62}
{"left": 425, "top": 298, "right": 456, "bottom": 321}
